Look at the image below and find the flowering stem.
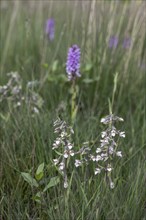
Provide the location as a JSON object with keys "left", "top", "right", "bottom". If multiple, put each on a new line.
{"left": 71, "top": 79, "right": 77, "bottom": 125}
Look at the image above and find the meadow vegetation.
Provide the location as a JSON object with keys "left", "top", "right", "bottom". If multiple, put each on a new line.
{"left": 0, "top": 1, "right": 146, "bottom": 219}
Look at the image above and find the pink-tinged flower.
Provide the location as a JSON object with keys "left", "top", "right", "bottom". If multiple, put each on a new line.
{"left": 66, "top": 45, "right": 81, "bottom": 81}
{"left": 45, "top": 18, "right": 55, "bottom": 41}
{"left": 109, "top": 36, "right": 118, "bottom": 48}
{"left": 123, "top": 37, "right": 131, "bottom": 49}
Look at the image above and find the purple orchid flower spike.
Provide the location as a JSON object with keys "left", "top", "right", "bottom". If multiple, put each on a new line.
{"left": 109, "top": 36, "right": 119, "bottom": 49}
{"left": 66, "top": 45, "right": 81, "bottom": 81}
{"left": 45, "top": 18, "right": 55, "bottom": 41}
{"left": 122, "top": 37, "right": 131, "bottom": 49}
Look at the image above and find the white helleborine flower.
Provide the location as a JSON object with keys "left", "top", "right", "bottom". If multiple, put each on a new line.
{"left": 110, "top": 181, "right": 115, "bottom": 189}
{"left": 63, "top": 150, "right": 74, "bottom": 158}
{"left": 59, "top": 162, "right": 64, "bottom": 170}
{"left": 96, "top": 155, "right": 102, "bottom": 161}
{"left": 111, "top": 130, "right": 116, "bottom": 137}
{"left": 53, "top": 159, "right": 59, "bottom": 165}
{"left": 119, "top": 131, "right": 125, "bottom": 138}
{"left": 96, "top": 148, "right": 101, "bottom": 153}
{"left": 107, "top": 164, "right": 112, "bottom": 172}
{"left": 17, "top": 102, "right": 21, "bottom": 106}
{"left": 75, "top": 159, "right": 82, "bottom": 167}
{"left": 95, "top": 168, "right": 101, "bottom": 175}
{"left": 101, "top": 131, "right": 107, "bottom": 138}
{"left": 116, "top": 151, "right": 122, "bottom": 157}
{"left": 90, "top": 155, "right": 97, "bottom": 161}
{"left": 67, "top": 143, "right": 73, "bottom": 149}
{"left": 33, "top": 107, "right": 39, "bottom": 114}
{"left": 64, "top": 181, "right": 68, "bottom": 188}
{"left": 109, "top": 146, "right": 114, "bottom": 154}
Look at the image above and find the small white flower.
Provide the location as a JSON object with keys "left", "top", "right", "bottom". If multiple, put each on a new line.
{"left": 96, "top": 148, "right": 101, "bottom": 153}
{"left": 100, "top": 139, "right": 108, "bottom": 143}
{"left": 70, "top": 150, "right": 75, "bottom": 156}
{"left": 110, "top": 181, "right": 115, "bottom": 189}
{"left": 61, "top": 131, "right": 67, "bottom": 138}
{"left": 3, "top": 85, "right": 8, "bottom": 90}
{"left": 100, "top": 139, "right": 109, "bottom": 147}
{"left": 107, "top": 164, "right": 112, "bottom": 172}
{"left": 71, "top": 128, "right": 74, "bottom": 134}
{"left": 116, "top": 151, "right": 122, "bottom": 157}
{"left": 111, "top": 130, "right": 116, "bottom": 137}
{"left": 64, "top": 152, "right": 69, "bottom": 158}
{"left": 118, "top": 117, "right": 124, "bottom": 122}
{"left": 101, "top": 153, "right": 108, "bottom": 158}
{"left": 67, "top": 143, "right": 73, "bottom": 149}
{"left": 64, "top": 181, "right": 68, "bottom": 188}
{"left": 59, "top": 162, "right": 64, "bottom": 170}
{"left": 119, "top": 131, "right": 125, "bottom": 138}
{"left": 75, "top": 159, "right": 82, "bottom": 167}
{"left": 106, "top": 167, "right": 112, "bottom": 172}
{"left": 100, "top": 118, "right": 106, "bottom": 123}
{"left": 56, "top": 140, "right": 60, "bottom": 145}
{"left": 109, "top": 146, "right": 114, "bottom": 154}
{"left": 53, "top": 159, "right": 59, "bottom": 165}
{"left": 101, "top": 131, "right": 107, "bottom": 138}
{"left": 63, "top": 150, "right": 74, "bottom": 158}
{"left": 90, "top": 155, "right": 96, "bottom": 161}
{"left": 17, "top": 102, "right": 21, "bottom": 106}
{"left": 96, "top": 155, "right": 102, "bottom": 161}
{"left": 33, "top": 107, "right": 39, "bottom": 114}
{"left": 95, "top": 168, "right": 101, "bottom": 175}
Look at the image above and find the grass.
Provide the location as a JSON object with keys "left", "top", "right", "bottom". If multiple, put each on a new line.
{"left": 0, "top": 1, "right": 146, "bottom": 219}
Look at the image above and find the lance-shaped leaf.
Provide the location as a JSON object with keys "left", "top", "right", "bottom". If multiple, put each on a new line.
{"left": 43, "top": 176, "right": 60, "bottom": 192}
{"left": 35, "top": 163, "right": 45, "bottom": 181}
{"left": 21, "top": 172, "right": 39, "bottom": 187}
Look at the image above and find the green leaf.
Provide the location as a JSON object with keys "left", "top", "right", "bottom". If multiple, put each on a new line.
{"left": 42, "top": 63, "right": 49, "bottom": 69}
{"left": 21, "top": 172, "right": 39, "bottom": 187}
{"left": 0, "top": 112, "right": 10, "bottom": 122}
{"left": 48, "top": 76, "right": 54, "bottom": 82}
{"left": 32, "top": 192, "right": 42, "bottom": 204}
{"left": 84, "top": 63, "right": 93, "bottom": 71}
{"left": 43, "top": 176, "right": 60, "bottom": 192}
{"left": 54, "top": 150, "right": 62, "bottom": 156}
{"left": 52, "top": 60, "right": 58, "bottom": 72}
{"left": 35, "top": 163, "right": 44, "bottom": 181}
{"left": 83, "top": 78, "right": 94, "bottom": 84}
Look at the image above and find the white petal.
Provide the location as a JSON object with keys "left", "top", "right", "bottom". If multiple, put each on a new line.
{"left": 95, "top": 168, "right": 101, "bottom": 175}
{"left": 110, "top": 182, "right": 115, "bottom": 189}
{"left": 116, "top": 151, "right": 122, "bottom": 157}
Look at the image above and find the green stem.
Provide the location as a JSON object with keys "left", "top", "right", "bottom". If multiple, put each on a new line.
{"left": 71, "top": 79, "right": 77, "bottom": 125}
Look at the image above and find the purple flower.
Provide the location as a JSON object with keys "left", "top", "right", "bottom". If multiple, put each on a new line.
{"left": 66, "top": 45, "right": 81, "bottom": 81}
{"left": 139, "top": 61, "right": 146, "bottom": 70}
{"left": 45, "top": 18, "right": 55, "bottom": 41}
{"left": 122, "top": 37, "right": 131, "bottom": 49}
{"left": 109, "top": 36, "right": 118, "bottom": 49}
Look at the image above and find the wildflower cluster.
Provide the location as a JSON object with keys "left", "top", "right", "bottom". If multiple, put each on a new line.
{"left": 90, "top": 114, "right": 125, "bottom": 188}
{"left": 0, "top": 72, "right": 43, "bottom": 115}
{"left": 66, "top": 44, "right": 81, "bottom": 81}
{"left": 0, "top": 72, "right": 23, "bottom": 107}
{"left": 109, "top": 36, "right": 131, "bottom": 49}
{"left": 52, "top": 118, "right": 75, "bottom": 188}
{"left": 52, "top": 118, "right": 89, "bottom": 188}
{"left": 52, "top": 114, "right": 125, "bottom": 190}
